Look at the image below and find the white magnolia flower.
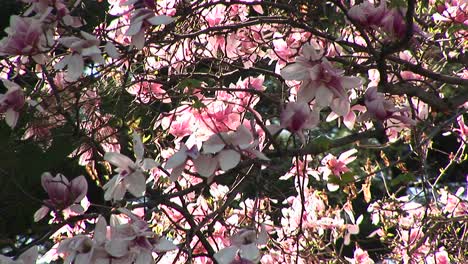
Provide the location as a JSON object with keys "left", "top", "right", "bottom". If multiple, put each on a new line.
{"left": 103, "top": 133, "right": 158, "bottom": 201}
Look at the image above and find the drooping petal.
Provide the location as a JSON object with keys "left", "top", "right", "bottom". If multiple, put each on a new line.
{"left": 70, "top": 175, "right": 88, "bottom": 203}
{"left": 330, "top": 97, "right": 350, "bottom": 117}
{"left": 239, "top": 243, "right": 260, "bottom": 262}
{"left": 280, "top": 63, "right": 310, "bottom": 80}
{"left": 146, "top": 15, "right": 175, "bottom": 25}
{"left": 193, "top": 154, "right": 218, "bottom": 177}
{"left": 104, "top": 152, "right": 134, "bottom": 170}
{"left": 203, "top": 134, "right": 226, "bottom": 154}
{"left": 154, "top": 237, "right": 178, "bottom": 252}
{"left": 34, "top": 206, "right": 50, "bottom": 222}
{"left": 232, "top": 125, "right": 253, "bottom": 148}
{"left": 17, "top": 246, "right": 38, "bottom": 264}
{"left": 125, "top": 171, "right": 146, "bottom": 197}
{"left": 169, "top": 165, "right": 184, "bottom": 182}
{"left": 315, "top": 85, "right": 334, "bottom": 108}
{"left": 214, "top": 246, "right": 238, "bottom": 264}
{"left": 5, "top": 108, "right": 19, "bottom": 128}
{"left": 218, "top": 149, "right": 241, "bottom": 171}
{"left": 94, "top": 215, "right": 108, "bottom": 245}
{"left": 165, "top": 146, "right": 188, "bottom": 169}
{"left": 105, "top": 239, "right": 129, "bottom": 257}
{"left": 132, "top": 133, "right": 145, "bottom": 162}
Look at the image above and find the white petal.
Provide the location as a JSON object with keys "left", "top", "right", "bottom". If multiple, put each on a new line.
{"left": 5, "top": 108, "right": 19, "bottom": 128}
{"left": 330, "top": 98, "right": 350, "bottom": 117}
{"left": 154, "top": 237, "right": 178, "bottom": 252}
{"left": 94, "top": 215, "right": 108, "bottom": 245}
{"left": 104, "top": 152, "right": 134, "bottom": 170}
{"left": 135, "top": 252, "right": 153, "bottom": 264}
{"left": 248, "top": 149, "right": 270, "bottom": 161}
{"left": 232, "top": 125, "right": 253, "bottom": 148}
{"left": 214, "top": 247, "right": 238, "bottom": 264}
{"left": 280, "top": 63, "right": 309, "bottom": 80}
{"left": 131, "top": 31, "right": 145, "bottom": 50}
{"left": 315, "top": 85, "right": 333, "bottom": 108}
{"left": 105, "top": 239, "right": 129, "bottom": 257}
{"left": 203, "top": 134, "right": 226, "bottom": 154}
{"left": 193, "top": 154, "right": 218, "bottom": 177}
{"left": 34, "top": 206, "right": 50, "bottom": 222}
{"left": 218, "top": 149, "right": 241, "bottom": 171}
{"left": 18, "top": 246, "right": 38, "bottom": 264}
{"left": 165, "top": 148, "right": 188, "bottom": 169}
{"left": 66, "top": 54, "right": 84, "bottom": 81}
{"left": 125, "top": 171, "right": 146, "bottom": 197}
{"left": 105, "top": 42, "right": 120, "bottom": 59}
{"left": 146, "top": 15, "right": 175, "bottom": 25}
{"left": 126, "top": 20, "right": 143, "bottom": 36}
{"left": 81, "top": 45, "right": 101, "bottom": 57}
{"left": 142, "top": 158, "right": 159, "bottom": 170}
{"left": 240, "top": 243, "right": 260, "bottom": 262}
{"left": 169, "top": 165, "right": 184, "bottom": 182}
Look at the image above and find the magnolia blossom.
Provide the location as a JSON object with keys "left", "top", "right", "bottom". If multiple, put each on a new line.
{"left": 214, "top": 225, "right": 268, "bottom": 264}
{"left": 55, "top": 31, "right": 119, "bottom": 82}
{"left": 103, "top": 133, "right": 158, "bottom": 201}
{"left": 280, "top": 44, "right": 361, "bottom": 116}
{"left": 58, "top": 216, "right": 109, "bottom": 264}
{"left": 360, "top": 87, "right": 416, "bottom": 125}
{"left": 0, "top": 79, "right": 25, "bottom": 128}
{"left": 279, "top": 101, "right": 319, "bottom": 143}
{"left": 34, "top": 172, "right": 89, "bottom": 222}
{"left": 201, "top": 124, "right": 269, "bottom": 173}
{"left": 345, "top": 245, "right": 375, "bottom": 264}
{"left": 347, "top": 0, "right": 387, "bottom": 27}
{"left": 0, "top": 246, "right": 38, "bottom": 264}
{"left": 0, "top": 15, "right": 52, "bottom": 64}
{"left": 125, "top": 7, "right": 175, "bottom": 49}
{"left": 454, "top": 115, "right": 468, "bottom": 141}
{"left": 319, "top": 149, "right": 358, "bottom": 192}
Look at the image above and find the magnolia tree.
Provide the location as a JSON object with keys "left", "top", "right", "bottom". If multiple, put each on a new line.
{"left": 0, "top": 0, "right": 467, "bottom": 263}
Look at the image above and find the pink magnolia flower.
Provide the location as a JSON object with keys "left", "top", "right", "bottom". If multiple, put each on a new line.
{"left": 34, "top": 172, "right": 88, "bottom": 222}
{"left": 319, "top": 149, "right": 358, "bottom": 192}
{"left": 345, "top": 245, "right": 375, "bottom": 264}
{"left": 127, "top": 81, "right": 170, "bottom": 104}
{"left": 105, "top": 208, "right": 177, "bottom": 262}
{"left": 326, "top": 104, "right": 367, "bottom": 130}
{"left": 426, "top": 247, "right": 450, "bottom": 264}
{"left": 347, "top": 1, "right": 387, "bottom": 27}
{"left": 281, "top": 44, "right": 361, "bottom": 116}
{"left": 103, "top": 133, "right": 158, "bottom": 201}
{"left": 454, "top": 115, "right": 468, "bottom": 141}
{"left": 214, "top": 225, "right": 268, "bottom": 264}
{"left": 0, "top": 246, "right": 38, "bottom": 264}
{"left": 0, "top": 79, "right": 25, "bottom": 128}
{"left": 279, "top": 101, "right": 319, "bottom": 143}
{"left": 0, "top": 15, "right": 52, "bottom": 64}
{"left": 361, "top": 87, "right": 416, "bottom": 125}
{"left": 58, "top": 216, "right": 110, "bottom": 264}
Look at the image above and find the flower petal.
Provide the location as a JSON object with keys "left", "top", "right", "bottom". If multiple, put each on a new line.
{"left": 218, "top": 149, "right": 241, "bottom": 171}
